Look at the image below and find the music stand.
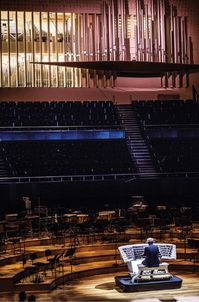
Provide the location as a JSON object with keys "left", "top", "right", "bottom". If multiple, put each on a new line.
{"left": 64, "top": 248, "right": 76, "bottom": 273}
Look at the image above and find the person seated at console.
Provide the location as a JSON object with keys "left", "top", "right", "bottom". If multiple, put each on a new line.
{"left": 142, "top": 237, "right": 161, "bottom": 267}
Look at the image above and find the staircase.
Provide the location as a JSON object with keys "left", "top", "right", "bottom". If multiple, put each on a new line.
{"left": 116, "top": 104, "right": 158, "bottom": 178}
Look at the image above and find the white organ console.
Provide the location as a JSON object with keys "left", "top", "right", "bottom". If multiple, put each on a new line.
{"left": 118, "top": 243, "right": 176, "bottom": 282}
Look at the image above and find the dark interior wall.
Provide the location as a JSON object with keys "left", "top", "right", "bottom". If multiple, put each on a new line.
{"left": 1, "top": 177, "right": 199, "bottom": 213}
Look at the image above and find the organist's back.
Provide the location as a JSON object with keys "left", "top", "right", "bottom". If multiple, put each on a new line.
{"left": 142, "top": 237, "right": 160, "bottom": 267}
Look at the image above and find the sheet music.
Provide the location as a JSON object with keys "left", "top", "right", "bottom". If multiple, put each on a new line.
{"left": 119, "top": 243, "right": 176, "bottom": 263}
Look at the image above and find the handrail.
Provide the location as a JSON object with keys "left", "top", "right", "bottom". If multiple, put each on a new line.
{"left": 0, "top": 171, "right": 199, "bottom": 183}
{"left": 145, "top": 124, "right": 199, "bottom": 128}
{"left": 0, "top": 125, "right": 121, "bottom": 130}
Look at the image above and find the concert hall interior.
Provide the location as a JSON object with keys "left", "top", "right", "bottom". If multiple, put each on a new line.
{"left": 0, "top": 0, "right": 199, "bottom": 301}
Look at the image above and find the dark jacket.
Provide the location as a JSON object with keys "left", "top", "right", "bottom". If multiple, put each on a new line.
{"left": 142, "top": 243, "right": 160, "bottom": 267}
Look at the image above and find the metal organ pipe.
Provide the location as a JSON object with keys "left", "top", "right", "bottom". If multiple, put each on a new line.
{"left": 183, "top": 16, "right": 188, "bottom": 64}
{"left": 108, "top": 3, "right": 112, "bottom": 60}
{"left": 136, "top": 0, "right": 140, "bottom": 61}
{"left": 111, "top": 0, "right": 116, "bottom": 60}
{"left": 145, "top": 4, "right": 149, "bottom": 62}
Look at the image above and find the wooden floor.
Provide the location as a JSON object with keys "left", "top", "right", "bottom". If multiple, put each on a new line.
{"left": 0, "top": 270, "right": 198, "bottom": 302}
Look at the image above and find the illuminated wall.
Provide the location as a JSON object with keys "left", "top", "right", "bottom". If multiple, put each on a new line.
{"left": 0, "top": 0, "right": 196, "bottom": 88}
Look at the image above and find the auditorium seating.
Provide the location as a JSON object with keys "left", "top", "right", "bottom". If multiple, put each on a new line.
{"left": 0, "top": 101, "right": 119, "bottom": 127}
{"left": 0, "top": 140, "right": 135, "bottom": 177}
{"left": 151, "top": 139, "right": 199, "bottom": 173}
{"left": 1, "top": 99, "right": 199, "bottom": 177}
{"left": 132, "top": 99, "right": 199, "bottom": 174}
{"left": 132, "top": 99, "right": 199, "bottom": 125}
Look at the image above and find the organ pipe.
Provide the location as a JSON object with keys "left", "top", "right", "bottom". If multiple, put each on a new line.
{"left": 150, "top": 0, "right": 154, "bottom": 62}
{"left": 145, "top": 4, "right": 149, "bottom": 62}
{"left": 157, "top": 0, "right": 161, "bottom": 62}
{"left": 111, "top": 0, "right": 116, "bottom": 60}
{"left": 136, "top": 0, "right": 140, "bottom": 61}
{"left": 177, "top": 16, "right": 182, "bottom": 63}
{"left": 0, "top": 11, "right": 2, "bottom": 87}
{"left": 108, "top": 4, "right": 112, "bottom": 60}
{"left": 184, "top": 17, "right": 188, "bottom": 64}
{"left": 170, "top": 5, "right": 174, "bottom": 63}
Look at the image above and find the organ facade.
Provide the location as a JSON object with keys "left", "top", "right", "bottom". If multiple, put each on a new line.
{"left": 0, "top": 0, "right": 196, "bottom": 88}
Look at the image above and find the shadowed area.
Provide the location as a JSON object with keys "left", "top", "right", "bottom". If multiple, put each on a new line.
{"left": 34, "top": 61, "right": 199, "bottom": 77}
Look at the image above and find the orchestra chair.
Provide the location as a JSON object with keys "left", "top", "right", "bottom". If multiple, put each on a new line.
{"left": 45, "top": 249, "right": 52, "bottom": 261}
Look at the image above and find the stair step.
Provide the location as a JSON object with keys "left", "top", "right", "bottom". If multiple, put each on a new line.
{"left": 133, "top": 152, "right": 150, "bottom": 155}
{"left": 134, "top": 157, "right": 152, "bottom": 160}
{"left": 129, "top": 148, "right": 149, "bottom": 151}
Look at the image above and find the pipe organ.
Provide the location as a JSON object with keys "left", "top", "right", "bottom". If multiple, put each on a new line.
{"left": 0, "top": 0, "right": 192, "bottom": 88}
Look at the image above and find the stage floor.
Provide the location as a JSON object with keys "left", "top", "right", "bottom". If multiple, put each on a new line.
{"left": 0, "top": 270, "right": 198, "bottom": 301}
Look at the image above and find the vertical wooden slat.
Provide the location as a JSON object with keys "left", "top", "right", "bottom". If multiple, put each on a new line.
{"left": 55, "top": 12, "right": 58, "bottom": 87}
{"left": 63, "top": 12, "right": 66, "bottom": 87}
{"left": 23, "top": 11, "right": 27, "bottom": 87}
{"left": 31, "top": 11, "right": 35, "bottom": 87}
{"left": 7, "top": 11, "right": 11, "bottom": 87}
{"left": 15, "top": 11, "right": 19, "bottom": 87}
{"left": 47, "top": 12, "right": 51, "bottom": 87}
{"left": 39, "top": 11, "right": 43, "bottom": 87}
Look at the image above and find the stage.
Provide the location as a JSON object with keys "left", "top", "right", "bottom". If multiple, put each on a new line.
{"left": 115, "top": 275, "right": 182, "bottom": 292}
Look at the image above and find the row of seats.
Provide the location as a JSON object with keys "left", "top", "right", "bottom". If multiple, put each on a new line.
{"left": 151, "top": 139, "right": 199, "bottom": 173}
{"left": 0, "top": 101, "right": 119, "bottom": 127}
{"left": 0, "top": 140, "right": 135, "bottom": 177}
{"left": 132, "top": 99, "right": 199, "bottom": 125}
{"left": 132, "top": 99, "right": 199, "bottom": 174}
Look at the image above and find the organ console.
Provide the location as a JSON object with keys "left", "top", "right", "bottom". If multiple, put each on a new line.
{"left": 118, "top": 243, "right": 176, "bottom": 282}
